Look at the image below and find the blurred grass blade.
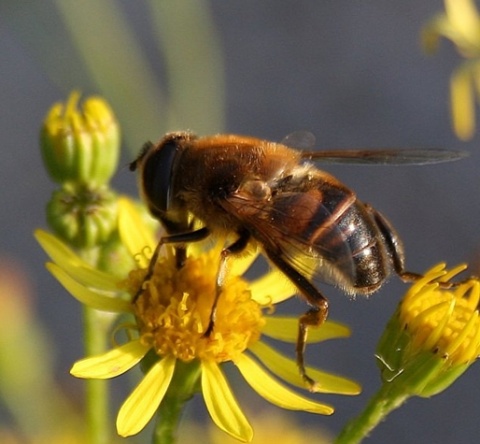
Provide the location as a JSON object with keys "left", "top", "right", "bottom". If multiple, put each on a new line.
{"left": 148, "top": 0, "right": 225, "bottom": 133}
{"left": 53, "top": 0, "right": 166, "bottom": 148}
{"left": 2, "top": 1, "right": 92, "bottom": 89}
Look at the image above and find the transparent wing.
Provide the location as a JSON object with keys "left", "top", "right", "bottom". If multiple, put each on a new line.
{"left": 301, "top": 148, "right": 468, "bottom": 165}
{"left": 279, "top": 130, "right": 467, "bottom": 165}
{"left": 281, "top": 131, "right": 316, "bottom": 150}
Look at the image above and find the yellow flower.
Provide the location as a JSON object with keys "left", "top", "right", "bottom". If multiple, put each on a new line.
{"left": 422, "top": 0, "right": 480, "bottom": 139}
{"left": 35, "top": 197, "right": 360, "bottom": 442}
{"left": 377, "top": 263, "right": 480, "bottom": 397}
{"left": 336, "top": 263, "right": 480, "bottom": 443}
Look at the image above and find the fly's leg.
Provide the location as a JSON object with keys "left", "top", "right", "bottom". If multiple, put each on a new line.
{"left": 266, "top": 249, "right": 329, "bottom": 391}
{"left": 204, "top": 230, "right": 251, "bottom": 336}
{"left": 133, "top": 227, "right": 210, "bottom": 302}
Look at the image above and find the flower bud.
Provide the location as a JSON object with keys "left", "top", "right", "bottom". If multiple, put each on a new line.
{"left": 41, "top": 91, "right": 120, "bottom": 186}
{"left": 47, "top": 184, "right": 118, "bottom": 249}
{"left": 376, "top": 263, "right": 480, "bottom": 398}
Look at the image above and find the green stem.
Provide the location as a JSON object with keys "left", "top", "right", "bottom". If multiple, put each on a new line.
{"left": 153, "top": 360, "right": 202, "bottom": 444}
{"left": 153, "top": 394, "right": 186, "bottom": 444}
{"left": 83, "top": 306, "right": 110, "bottom": 444}
{"left": 335, "top": 384, "right": 410, "bottom": 444}
{"left": 78, "top": 247, "right": 112, "bottom": 444}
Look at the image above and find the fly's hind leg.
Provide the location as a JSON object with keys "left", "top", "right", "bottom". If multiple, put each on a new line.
{"left": 266, "top": 249, "right": 329, "bottom": 391}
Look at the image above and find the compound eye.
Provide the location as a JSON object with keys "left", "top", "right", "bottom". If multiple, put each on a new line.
{"left": 141, "top": 140, "right": 179, "bottom": 213}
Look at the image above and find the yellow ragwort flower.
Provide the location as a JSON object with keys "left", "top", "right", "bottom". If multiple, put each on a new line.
{"left": 377, "top": 263, "right": 480, "bottom": 397}
{"left": 336, "top": 263, "right": 480, "bottom": 444}
{"left": 36, "top": 197, "right": 360, "bottom": 442}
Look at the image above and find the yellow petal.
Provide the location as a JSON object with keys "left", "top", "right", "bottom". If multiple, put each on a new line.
{"left": 262, "top": 316, "right": 350, "bottom": 343}
{"left": 47, "top": 262, "right": 133, "bottom": 313}
{"left": 234, "top": 353, "right": 334, "bottom": 415}
{"left": 71, "top": 340, "right": 150, "bottom": 378}
{"left": 35, "top": 229, "right": 83, "bottom": 265}
{"left": 445, "top": 309, "right": 479, "bottom": 357}
{"left": 229, "top": 248, "right": 259, "bottom": 277}
{"left": 249, "top": 269, "right": 297, "bottom": 305}
{"left": 117, "top": 356, "right": 176, "bottom": 437}
{"left": 445, "top": 0, "right": 480, "bottom": 44}
{"left": 193, "top": 237, "right": 258, "bottom": 276}
{"left": 118, "top": 197, "right": 157, "bottom": 267}
{"left": 450, "top": 65, "right": 475, "bottom": 140}
{"left": 463, "top": 308, "right": 480, "bottom": 361}
{"left": 249, "top": 341, "right": 361, "bottom": 395}
{"left": 62, "top": 265, "right": 118, "bottom": 291}
{"left": 35, "top": 229, "right": 119, "bottom": 291}
{"left": 201, "top": 360, "right": 253, "bottom": 442}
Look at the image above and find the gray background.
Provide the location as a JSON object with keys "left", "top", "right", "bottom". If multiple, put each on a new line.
{"left": 2, "top": 1, "right": 480, "bottom": 443}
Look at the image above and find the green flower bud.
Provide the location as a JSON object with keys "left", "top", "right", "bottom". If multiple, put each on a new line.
{"left": 41, "top": 91, "right": 120, "bottom": 186}
{"left": 47, "top": 184, "right": 118, "bottom": 249}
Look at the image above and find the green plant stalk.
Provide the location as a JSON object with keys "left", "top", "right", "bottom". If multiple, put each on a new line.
{"left": 335, "top": 384, "right": 410, "bottom": 444}
{"left": 78, "top": 247, "right": 113, "bottom": 444}
{"left": 153, "top": 394, "right": 185, "bottom": 444}
{"left": 153, "top": 360, "right": 202, "bottom": 444}
{"left": 83, "top": 305, "right": 110, "bottom": 444}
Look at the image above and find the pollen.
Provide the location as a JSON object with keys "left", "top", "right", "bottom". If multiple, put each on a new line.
{"left": 399, "top": 268, "right": 480, "bottom": 365}
{"left": 127, "top": 249, "right": 265, "bottom": 363}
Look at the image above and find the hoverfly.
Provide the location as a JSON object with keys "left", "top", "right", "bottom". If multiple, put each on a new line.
{"left": 130, "top": 131, "right": 466, "bottom": 389}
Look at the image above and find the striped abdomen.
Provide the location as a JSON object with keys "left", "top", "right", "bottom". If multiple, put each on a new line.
{"left": 269, "top": 172, "right": 390, "bottom": 294}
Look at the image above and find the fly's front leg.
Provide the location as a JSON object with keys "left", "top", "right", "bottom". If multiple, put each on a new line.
{"left": 204, "top": 230, "right": 251, "bottom": 336}
{"left": 133, "top": 227, "right": 210, "bottom": 302}
{"left": 266, "top": 249, "right": 329, "bottom": 391}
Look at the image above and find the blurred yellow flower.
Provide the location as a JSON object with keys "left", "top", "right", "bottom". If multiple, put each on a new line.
{"left": 180, "top": 410, "right": 332, "bottom": 444}
{"left": 422, "top": 0, "right": 480, "bottom": 139}
{"left": 36, "top": 197, "right": 360, "bottom": 442}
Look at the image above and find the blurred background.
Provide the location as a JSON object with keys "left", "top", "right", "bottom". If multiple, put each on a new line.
{"left": 1, "top": 1, "right": 480, "bottom": 443}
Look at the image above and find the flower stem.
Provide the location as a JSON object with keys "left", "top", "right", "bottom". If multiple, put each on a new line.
{"left": 83, "top": 305, "right": 111, "bottom": 444}
{"left": 153, "top": 395, "right": 185, "bottom": 444}
{"left": 80, "top": 247, "right": 113, "bottom": 444}
{"left": 335, "top": 384, "right": 409, "bottom": 444}
{"left": 153, "top": 360, "right": 202, "bottom": 444}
